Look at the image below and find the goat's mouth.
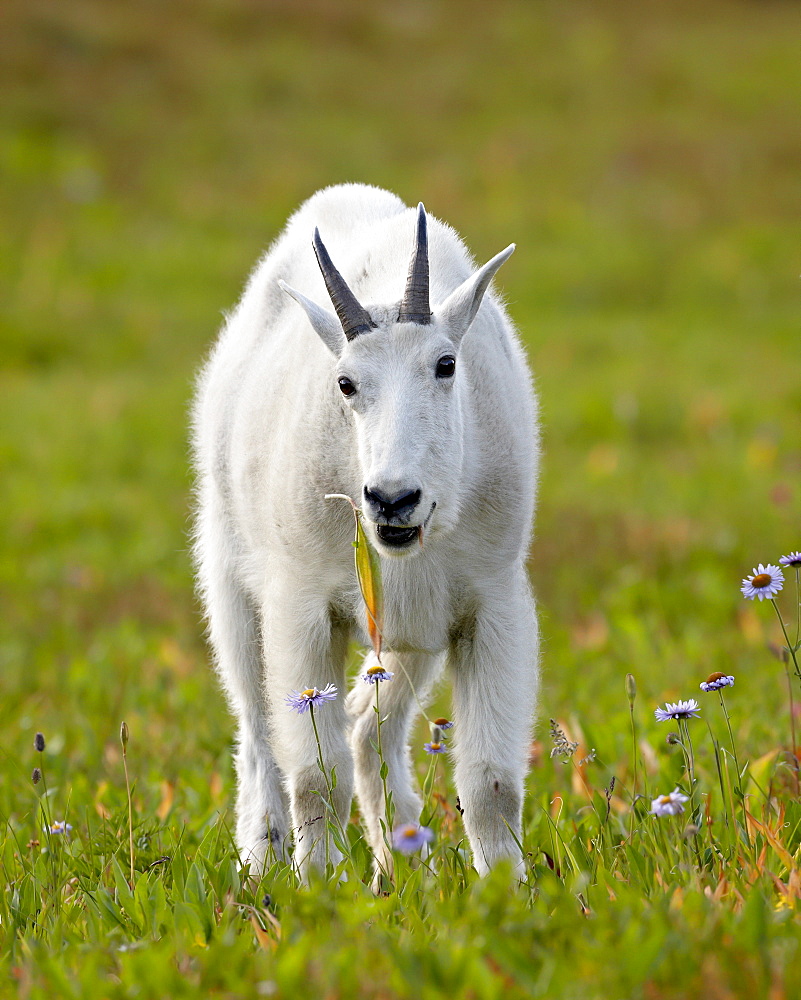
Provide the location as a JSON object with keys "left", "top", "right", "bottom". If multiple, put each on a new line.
{"left": 375, "top": 524, "right": 420, "bottom": 548}
{"left": 373, "top": 503, "right": 436, "bottom": 550}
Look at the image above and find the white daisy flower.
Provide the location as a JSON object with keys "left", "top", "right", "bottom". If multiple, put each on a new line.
{"left": 741, "top": 564, "right": 784, "bottom": 601}
{"left": 654, "top": 699, "right": 700, "bottom": 722}
{"left": 361, "top": 664, "right": 394, "bottom": 684}
{"left": 650, "top": 789, "right": 689, "bottom": 817}
{"left": 285, "top": 684, "right": 338, "bottom": 714}
{"left": 700, "top": 672, "right": 735, "bottom": 693}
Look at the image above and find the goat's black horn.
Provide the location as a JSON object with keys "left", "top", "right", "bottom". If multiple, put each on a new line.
{"left": 398, "top": 203, "right": 431, "bottom": 325}
{"left": 312, "top": 229, "right": 375, "bottom": 341}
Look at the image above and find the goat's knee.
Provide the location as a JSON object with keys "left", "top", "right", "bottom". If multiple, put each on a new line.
{"left": 287, "top": 759, "right": 354, "bottom": 876}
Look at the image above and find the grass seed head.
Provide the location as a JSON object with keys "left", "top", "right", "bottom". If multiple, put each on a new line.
{"left": 549, "top": 719, "right": 578, "bottom": 760}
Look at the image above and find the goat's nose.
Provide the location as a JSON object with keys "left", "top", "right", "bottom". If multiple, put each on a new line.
{"left": 363, "top": 486, "right": 421, "bottom": 521}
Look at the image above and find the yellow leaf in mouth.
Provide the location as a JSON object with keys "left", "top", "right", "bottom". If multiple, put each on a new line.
{"left": 324, "top": 493, "right": 385, "bottom": 662}
{"left": 355, "top": 511, "right": 384, "bottom": 661}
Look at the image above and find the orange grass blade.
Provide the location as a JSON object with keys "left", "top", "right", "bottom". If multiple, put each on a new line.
{"left": 745, "top": 810, "right": 796, "bottom": 873}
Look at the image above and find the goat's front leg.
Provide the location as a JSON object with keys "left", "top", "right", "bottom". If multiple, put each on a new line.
{"left": 347, "top": 650, "right": 442, "bottom": 883}
{"left": 449, "top": 572, "right": 539, "bottom": 876}
{"left": 263, "top": 589, "right": 353, "bottom": 879}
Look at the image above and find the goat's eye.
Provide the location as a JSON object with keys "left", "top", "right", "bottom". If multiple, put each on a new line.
{"left": 435, "top": 355, "right": 456, "bottom": 379}
{"left": 338, "top": 376, "right": 356, "bottom": 397}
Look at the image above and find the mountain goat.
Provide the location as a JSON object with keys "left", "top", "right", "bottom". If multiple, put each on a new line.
{"left": 192, "top": 183, "right": 539, "bottom": 880}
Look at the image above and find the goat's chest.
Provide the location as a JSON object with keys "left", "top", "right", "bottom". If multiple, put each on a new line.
{"left": 348, "top": 557, "right": 457, "bottom": 656}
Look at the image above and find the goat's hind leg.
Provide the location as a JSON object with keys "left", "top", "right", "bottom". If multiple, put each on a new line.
{"left": 198, "top": 520, "right": 290, "bottom": 873}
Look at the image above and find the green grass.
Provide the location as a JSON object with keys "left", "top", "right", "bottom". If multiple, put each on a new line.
{"left": 1, "top": 0, "right": 800, "bottom": 996}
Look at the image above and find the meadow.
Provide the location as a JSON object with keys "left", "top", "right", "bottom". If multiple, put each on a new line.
{"left": 1, "top": 0, "right": 800, "bottom": 996}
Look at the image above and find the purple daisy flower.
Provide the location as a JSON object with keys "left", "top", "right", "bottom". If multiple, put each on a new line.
{"left": 741, "top": 564, "right": 784, "bottom": 601}
{"left": 432, "top": 717, "right": 454, "bottom": 730}
{"left": 654, "top": 699, "right": 700, "bottom": 722}
{"left": 361, "top": 664, "right": 394, "bottom": 684}
{"left": 700, "top": 673, "right": 735, "bottom": 693}
{"left": 392, "top": 823, "right": 434, "bottom": 854}
{"left": 650, "top": 789, "right": 689, "bottom": 817}
{"left": 424, "top": 741, "right": 447, "bottom": 754}
{"left": 48, "top": 820, "right": 73, "bottom": 835}
{"left": 779, "top": 552, "right": 801, "bottom": 568}
{"left": 285, "top": 683, "right": 338, "bottom": 714}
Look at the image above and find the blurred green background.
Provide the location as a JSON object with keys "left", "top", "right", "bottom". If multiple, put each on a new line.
{"left": 1, "top": 0, "right": 799, "bottom": 809}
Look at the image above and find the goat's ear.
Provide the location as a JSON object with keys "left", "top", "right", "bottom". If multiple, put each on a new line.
{"left": 437, "top": 244, "right": 515, "bottom": 343}
{"left": 278, "top": 280, "right": 345, "bottom": 357}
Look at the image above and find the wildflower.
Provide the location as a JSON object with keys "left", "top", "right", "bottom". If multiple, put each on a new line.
{"left": 120, "top": 721, "right": 129, "bottom": 748}
{"left": 625, "top": 673, "right": 637, "bottom": 706}
{"left": 392, "top": 823, "right": 434, "bottom": 854}
{"left": 779, "top": 552, "right": 801, "bottom": 568}
{"left": 361, "top": 664, "right": 394, "bottom": 684}
{"left": 31, "top": 767, "right": 42, "bottom": 785}
{"left": 741, "top": 564, "right": 784, "bottom": 601}
{"left": 650, "top": 789, "right": 689, "bottom": 817}
{"left": 34, "top": 733, "right": 45, "bottom": 752}
{"left": 666, "top": 732, "right": 681, "bottom": 746}
{"left": 549, "top": 719, "right": 578, "bottom": 759}
{"left": 285, "top": 684, "right": 338, "bottom": 714}
{"left": 48, "top": 821, "right": 73, "bottom": 835}
{"left": 654, "top": 699, "right": 700, "bottom": 722}
{"left": 700, "top": 672, "right": 735, "bottom": 693}
{"left": 432, "top": 717, "right": 454, "bottom": 730}
{"left": 424, "top": 741, "right": 447, "bottom": 754}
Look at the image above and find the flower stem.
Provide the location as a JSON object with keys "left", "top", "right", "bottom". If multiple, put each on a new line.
{"left": 679, "top": 719, "right": 696, "bottom": 790}
{"left": 420, "top": 754, "right": 440, "bottom": 825}
{"left": 771, "top": 597, "right": 801, "bottom": 791}
{"left": 717, "top": 692, "right": 742, "bottom": 797}
{"left": 36, "top": 757, "right": 60, "bottom": 913}
{"left": 121, "top": 731, "right": 134, "bottom": 886}
{"left": 374, "top": 680, "right": 394, "bottom": 852}
{"left": 309, "top": 705, "right": 344, "bottom": 872}
{"left": 716, "top": 691, "right": 751, "bottom": 843}
{"left": 772, "top": 598, "right": 801, "bottom": 684}
{"left": 628, "top": 703, "right": 639, "bottom": 835}
{"left": 781, "top": 659, "right": 800, "bottom": 794}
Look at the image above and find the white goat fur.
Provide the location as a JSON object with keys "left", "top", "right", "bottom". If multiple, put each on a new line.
{"left": 192, "top": 183, "right": 540, "bottom": 879}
